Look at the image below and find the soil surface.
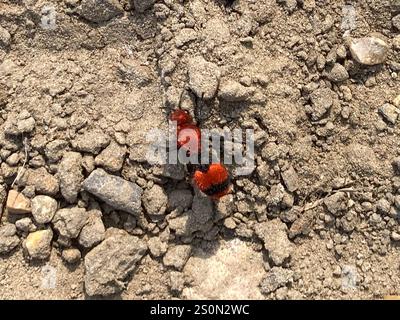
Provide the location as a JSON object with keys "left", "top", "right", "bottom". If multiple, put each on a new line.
{"left": 0, "top": 0, "right": 400, "bottom": 300}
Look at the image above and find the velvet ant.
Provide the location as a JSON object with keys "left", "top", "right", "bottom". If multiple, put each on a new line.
{"left": 169, "top": 109, "right": 231, "bottom": 200}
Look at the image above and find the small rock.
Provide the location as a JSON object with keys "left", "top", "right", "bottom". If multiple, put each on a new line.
{"left": 0, "top": 224, "right": 20, "bottom": 254}
{"left": 58, "top": 152, "right": 84, "bottom": 203}
{"left": 0, "top": 26, "right": 11, "bottom": 48}
{"left": 142, "top": 185, "right": 168, "bottom": 216}
{"left": 163, "top": 245, "right": 191, "bottom": 271}
{"left": 45, "top": 140, "right": 69, "bottom": 163}
{"left": 6, "top": 190, "right": 31, "bottom": 214}
{"left": 259, "top": 267, "right": 294, "bottom": 294}
{"left": 391, "top": 231, "right": 400, "bottom": 242}
{"left": 281, "top": 166, "right": 299, "bottom": 192}
{"left": 289, "top": 210, "right": 315, "bottom": 238}
{"left": 84, "top": 229, "right": 147, "bottom": 296}
{"left": 72, "top": 130, "right": 110, "bottom": 155}
{"left": 78, "top": 209, "right": 105, "bottom": 249}
{"left": 31, "top": 195, "right": 58, "bottom": 224}
{"left": 214, "top": 194, "right": 234, "bottom": 220}
{"left": 18, "top": 168, "right": 59, "bottom": 196}
{"left": 188, "top": 56, "right": 220, "bottom": 99}
{"left": 393, "top": 14, "right": 400, "bottom": 31}
{"left": 94, "top": 141, "right": 126, "bottom": 172}
{"left": 349, "top": 37, "right": 389, "bottom": 65}
{"left": 132, "top": 0, "right": 155, "bottom": 13}
{"left": 82, "top": 168, "right": 143, "bottom": 215}
{"left": 218, "top": 80, "right": 255, "bottom": 102}
{"left": 147, "top": 237, "right": 168, "bottom": 257}
{"left": 52, "top": 207, "right": 89, "bottom": 239}
{"left": 379, "top": 103, "right": 399, "bottom": 125}
{"left": 175, "top": 28, "right": 198, "bottom": 48}
{"left": 323, "top": 192, "right": 347, "bottom": 216}
{"left": 393, "top": 95, "right": 400, "bottom": 108}
{"left": 15, "top": 217, "right": 37, "bottom": 233}
{"left": 376, "top": 198, "right": 391, "bottom": 215}
{"left": 62, "top": 248, "right": 82, "bottom": 264}
{"left": 223, "top": 217, "right": 236, "bottom": 229}
{"left": 254, "top": 219, "right": 292, "bottom": 266}
{"left": 327, "top": 63, "right": 349, "bottom": 82}
{"left": 77, "top": 0, "right": 123, "bottom": 23}
{"left": 23, "top": 229, "right": 53, "bottom": 260}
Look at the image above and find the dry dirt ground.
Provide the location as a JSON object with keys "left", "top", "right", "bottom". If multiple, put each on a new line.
{"left": 0, "top": 0, "right": 400, "bottom": 300}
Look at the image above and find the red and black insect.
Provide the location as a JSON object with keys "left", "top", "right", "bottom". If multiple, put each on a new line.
{"left": 169, "top": 109, "right": 231, "bottom": 200}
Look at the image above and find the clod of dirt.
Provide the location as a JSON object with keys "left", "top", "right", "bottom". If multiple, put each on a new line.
{"left": 17, "top": 168, "right": 59, "bottom": 196}
{"left": 142, "top": 184, "right": 168, "bottom": 216}
{"left": 84, "top": 228, "right": 147, "bottom": 297}
{"left": 254, "top": 219, "right": 293, "bottom": 266}
{"left": 78, "top": 209, "right": 106, "bottom": 249}
{"left": 77, "top": 0, "right": 124, "bottom": 23}
{"left": 0, "top": 26, "right": 11, "bottom": 48}
{"left": 58, "top": 152, "right": 84, "bottom": 203}
{"left": 71, "top": 130, "right": 110, "bottom": 155}
{"left": 259, "top": 267, "right": 294, "bottom": 295}
{"left": 52, "top": 207, "right": 89, "bottom": 239}
{"left": 188, "top": 56, "right": 220, "bottom": 99}
{"left": 133, "top": 0, "right": 156, "bottom": 13}
{"left": 218, "top": 80, "right": 255, "bottom": 102}
{"left": 163, "top": 245, "right": 192, "bottom": 271}
{"left": 0, "top": 224, "right": 20, "bottom": 254}
{"left": 94, "top": 141, "right": 126, "bottom": 173}
{"left": 82, "top": 168, "right": 142, "bottom": 215}
{"left": 326, "top": 63, "right": 349, "bottom": 83}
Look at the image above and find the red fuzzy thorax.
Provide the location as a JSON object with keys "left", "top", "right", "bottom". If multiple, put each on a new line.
{"left": 193, "top": 164, "right": 231, "bottom": 199}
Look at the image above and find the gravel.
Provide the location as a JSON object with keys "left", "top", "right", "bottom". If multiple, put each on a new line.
{"left": 147, "top": 237, "right": 168, "bottom": 258}
{"left": 62, "top": 248, "right": 82, "bottom": 264}
{"left": 23, "top": 229, "right": 53, "bottom": 260}
{"left": 58, "top": 152, "right": 84, "bottom": 203}
{"left": 77, "top": 0, "right": 123, "bottom": 23}
{"left": 31, "top": 195, "right": 58, "bottom": 224}
{"left": 82, "top": 168, "right": 143, "bottom": 215}
{"left": 349, "top": 37, "right": 389, "bottom": 65}
{"left": 6, "top": 190, "right": 31, "bottom": 214}
{"left": 163, "top": 245, "right": 192, "bottom": 271}
{"left": 84, "top": 229, "right": 147, "bottom": 296}
{"left": 52, "top": 207, "right": 89, "bottom": 239}
{"left": 259, "top": 267, "right": 294, "bottom": 294}
{"left": 142, "top": 184, "right": 168, "bottom": 216}
{"left": 327, "top": 63, "right": 349, "bottom": 82}
{"left": 0, "top": 224, "right": 20, "bottom": 254}
{"left": 379, "top": 103, "right": 399, "bottom": 125}
{"left": 94, "top": 141, "right": 126, "bottom": 173}
{"left": 71, "top": 130, "right": 110, "bottom": 155}
{"left": 78, "top": 209, "right": 105, "bottom": 249}
{"left": 254, "top": 219, "right": 293, "bottom": 266}
{"left": 18, "top": 168, "right": 59, "bottom": 196}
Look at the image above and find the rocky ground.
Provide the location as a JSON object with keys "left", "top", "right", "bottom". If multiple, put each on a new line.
{"left": 0, "top": 0, "right": 400, "bottom": 300}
